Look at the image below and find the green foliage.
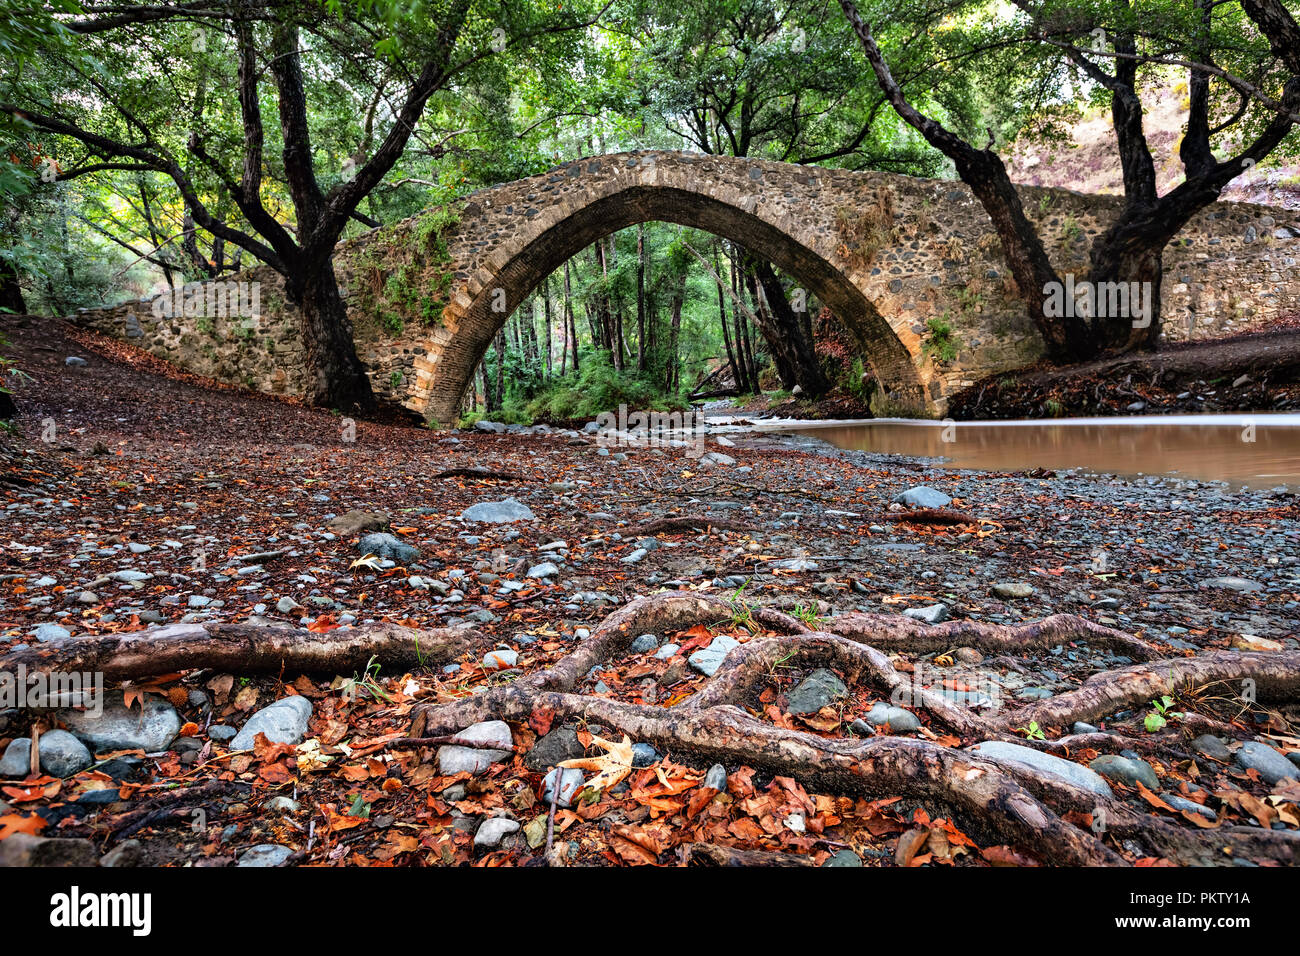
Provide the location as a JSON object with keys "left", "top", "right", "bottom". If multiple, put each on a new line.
{"left": 521, "top": 354, "right": 687, "bottom": 423}
{"left": 921, "top": 315, "right": 960, "bottom": 364}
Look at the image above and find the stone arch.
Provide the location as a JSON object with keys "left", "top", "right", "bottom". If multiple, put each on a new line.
{"left": 407, "top": 153, "right": 925, "bottom": 424}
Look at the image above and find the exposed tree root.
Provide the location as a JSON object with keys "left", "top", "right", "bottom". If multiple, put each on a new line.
{"left": 12, "top": 591, "right": 1298, "bottom": 865}
{"left": 402, "top": 592, "right": 1300, "bottom": 865}
{"left": 631, "top": 515, "right": 749, "bottom": 536}
{"left": 825, "top": 611, "right": 1163, "bottom": 662}
{"left": 0, "top": 621, "right": 477, "bottom": 682}
{"left": 1003, "top": 651, "right": 1300, "bottom": 733}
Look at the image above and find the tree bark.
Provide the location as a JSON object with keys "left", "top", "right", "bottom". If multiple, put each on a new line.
{"left": 295, "top": 261, "right": 376, "bottom": 413}
{"left": 0, "top": 258, "right": 26, "bottom": 315}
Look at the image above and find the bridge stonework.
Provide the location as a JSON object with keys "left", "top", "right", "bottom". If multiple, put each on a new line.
{"left": 72, "top": 151, "right": 1300, "bottom": 421}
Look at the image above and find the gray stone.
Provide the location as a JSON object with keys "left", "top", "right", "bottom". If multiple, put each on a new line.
{"left": 1235, "top": 741, "right": 1300, "bottom": 785}
{"left": 863, "top": 703, "right": 922, "bottom": 733}
{"left": 1192, "top": 734, "right": 1231, "bottom": 761}
{"left": 703, "top": 763, "right": 728, "bottom": 790}
{"left": 1072, "top": 722, "right": 1100, "bottom": 735}
{"left": 356, "top": 532, "right": 420, "bottom": 563}
{"left": 275, "top": 596, "right": 301, "bottom": 613}
{"left": 65, "top": 356, "right": 88, "bottom": 367}
{"left": 967, "top": 741, "right": 1114, "bottom": 798}
{"left": 209, "top": 724, "right": 237, "bottom": 743}
{"left": 893, "top": 486, "right": 951, "bottom": 509}
{"left": 1089, "top": 754, "right": 1160, "bottom": 790}
{"left": 631, "top": 743, "right": 661, "bottom": 768}
{"left": 237, "top": 844, "right": 295, "bottom": 867}
{"left": 786, "top": 668, "right": 848, "bottom": 715}
{"left": 903, "top": 603, "right": 948, "bottom": 624}
{"left": 542, "top": 768, "right": 585, "bottom": 808}
{"left": 525, "top": 726, "right": 583, "bottom": 771}
{"left": 460, "top": 498, "right": 535, "bottom": 523}
{"left": 437, "top": 720, "right": 513, "bottom": 775}
{"left": 31, "top": 623, "right": 71, "bottom": 642}
{"left": 35, "top": 730, "right": 94, "bottom": 777}
{"left": 482, "top": 648, "right": 518, "bottom": 671}
{"left": 1160, "top": 793, "right": 1216, "bottom": 821}
{"left": 230, "top": 695, "right": 313, "bottom": 750}
{"left": 526, "top": 561, "right": 559, "bottom": 579}
{"left": 991, "top": 581, "right": 1035, "bottom": 599}
{"left": 688, "top": 635, "right": 740, "bottom": 676}
{"left": 653, "top": 643, "right": 680, "bottom": 659}
{"left": 629, "top": 633, "right": 659, "bottom": 654}
{"left": 822, "top": 849, "right": 863, "bottom": 867}
{"left": 474, "top": 817, "right": 520, "bottom": 849}
{"left": 58, "top": 692, "right": 181, "bottom": 753}
{"left": 1202, "top": 576, "right": 1263, "bottom": 592}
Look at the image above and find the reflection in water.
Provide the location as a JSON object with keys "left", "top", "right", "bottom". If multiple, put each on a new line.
{"left": 783, "top": 415, "right": 1300, "bottom": 488}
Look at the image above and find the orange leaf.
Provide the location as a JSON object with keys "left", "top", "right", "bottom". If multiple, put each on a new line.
{"left": 0, "top": 812, "right": 47, "bottom": 840}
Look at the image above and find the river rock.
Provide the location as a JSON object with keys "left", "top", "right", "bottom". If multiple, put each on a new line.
{"left": 903, "top": 603, "right": 949, "bottom": 624}
{"left": 787, "top": 668, "right": 848, "bottom": 715}
{"left": 1235, "top": 741, "right": 1300, "bottom": 784}
{"left": 863, "top": 703, "right": 921, "bottom": 733}
{"left": 991, "top": 581, "right": 1035, "bottom": 599}
{"left": 356, "top": 532, "right": 420, "bottom": 563}
{"left": 688, "top": 635, "right": 740, "bottom": 676}
{"left": 542, "top": 768, "right": 585, "bottom": 808}
{"left": 967, "top": 741, "right": 1114, "bottom": 798}
{"left": 482, "top": 649, "right": 518, "bottom": 671}
{"left": 703, "top": 763, "right": 728, "bottom": 790}
{"left": 230, "top": 695, "right": 313, "bottom": 750}
{"left": 893, "top": 486, "right": 951, "bottom": 509}
{"left": 438, "top": 720, "right": 513, "bottom": 775}
{"left": 1192, "top": 735, "right": 1231, "bottom": 761}
{"left": 460, "top": 498, "right": 535, "bottom": 523}
{"left": 31, "top": 623, "right": 72, "bottom": 642}
{"left": 474, "top": 817, "right": 520, "bottom": 849}
{"left": 237, "top": 844, "right": 295, "bottom": 867}
{"left": 58, "top": 691, "right": 181, "bottom": 753}
{"left": 1089, "top": 754, "right": 1160, "bottom": 790}
{"left": 1202, "top": 577, "right": 1263, "bottom": 592}
{"left": 525, "top": 726, "right": 584, "bottom": 771}
{"left": 629, "top": 633, "right": 659, "bottom": 654}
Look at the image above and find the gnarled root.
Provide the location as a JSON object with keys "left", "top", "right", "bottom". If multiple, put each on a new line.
{"left": 0, "top": 620, "right": 477, "bottom": 682}
{"left": 408, "top": 592, "right": 1300, "bottom": 866}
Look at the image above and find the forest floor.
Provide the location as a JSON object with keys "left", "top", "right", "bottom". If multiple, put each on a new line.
{"left": 1, "top": 315, "right": 1298, "bottom": 868}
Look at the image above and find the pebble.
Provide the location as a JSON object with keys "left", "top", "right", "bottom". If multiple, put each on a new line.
{"left": 542, "top": 768, "right": 585, "bottom": 808}
{"left": 1089, "top": 753, "right": 1160, "bottom": 790}
{"left": 437, "top": 720, "right": 513, "bottom": 775}
{"left": 1235, "top": 741, "right": 1299, "bottom": 784}
{"left": 688, "top": 635, "right": 740, "bottom": 676}
{"left": 474, "top": 817, "right": 521, "bottom": 849}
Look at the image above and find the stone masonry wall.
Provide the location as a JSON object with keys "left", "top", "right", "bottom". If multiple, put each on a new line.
{"left": 70, "top": 151, "right": 1300, "bottom": 420}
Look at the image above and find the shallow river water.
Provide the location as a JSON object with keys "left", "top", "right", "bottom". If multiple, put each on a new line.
{"left": 762, "top": 414, "right": 1300, "bottom": 489}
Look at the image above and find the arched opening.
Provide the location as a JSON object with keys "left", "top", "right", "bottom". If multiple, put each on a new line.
{"left": 417, "top": 184, "right": 924, "bottom": 424}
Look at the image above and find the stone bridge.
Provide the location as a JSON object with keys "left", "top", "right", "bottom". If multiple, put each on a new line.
{"left": 72, "top": 150, "right": 1300, "bottom": 421}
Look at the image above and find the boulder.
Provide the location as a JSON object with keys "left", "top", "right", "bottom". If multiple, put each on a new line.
{"left": 437, "top": 720, "right": 513, "bottom": 775}
{"left": 58, "top": 691, "right": 181, "bottom": 753}
{"left": 967, "top": 741, "right": 1114, "bottom": 798}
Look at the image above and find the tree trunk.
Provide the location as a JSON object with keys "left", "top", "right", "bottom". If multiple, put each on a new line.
{"left": 494, "top": 328, "right": 505, "bottom": 410}
{"left": 636, "top": 223, "right": 647, "bottom": 372}
{"left": 542, "top": 274, "right": 553, "bottom": 378}
{"left": 752, "top": 259, "right": 831, "bottom": 395}
{"left": 0, "top": 258, "right": 26, "bottom": 315}
{"left": 297, "top": 262, "right": 376, "bottom": 413}
{"left": 714, "top": 245, "right": 745, "bottom": 393}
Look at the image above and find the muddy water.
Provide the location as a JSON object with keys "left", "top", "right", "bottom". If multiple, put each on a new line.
{"left": 775, "top": 414, "right": 1300, "bottom": 488}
